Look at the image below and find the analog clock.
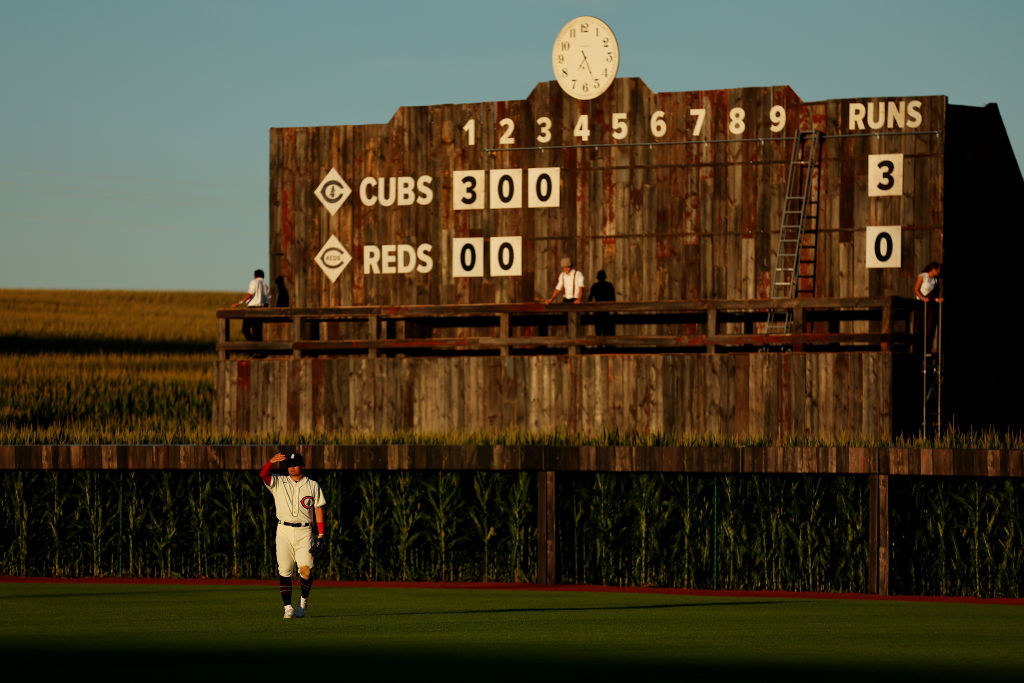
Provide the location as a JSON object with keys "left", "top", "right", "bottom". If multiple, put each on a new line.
{"left": 552, "top": 16, "right": 619, "bottom": 101}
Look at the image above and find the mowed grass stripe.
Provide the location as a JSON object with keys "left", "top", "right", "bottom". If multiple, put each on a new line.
{"left": 2, "top": 583, "right": 1021, "bottom": 681}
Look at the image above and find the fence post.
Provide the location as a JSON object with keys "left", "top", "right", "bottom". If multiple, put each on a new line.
{"left": 537, "top": 470, "right": 557, "bottom": 584}
{"left": 869, "top": 472, "right": 890, "bottom": 595}
{"left": 712, "top": 476, "right": 718, "bottom": 590}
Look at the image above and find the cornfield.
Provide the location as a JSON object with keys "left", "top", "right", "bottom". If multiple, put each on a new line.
{"left": 891, "top": 477, "right": 1024, "bottom": 597}
{"left": 2, "top": 470, "right": 1021, "bottom": 596}
{"left": 1, "top": 289, "right": 228, "bottom": 443}
{"left": 558, "top": 473, "right": 868, "bottom": 592}
{"left": 0, "top": 470, "right": 535, "bottom": 583}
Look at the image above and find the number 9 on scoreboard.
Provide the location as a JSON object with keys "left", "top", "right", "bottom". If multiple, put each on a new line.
{"left": 865, "top": 226, "right": 901, "bottom": 269}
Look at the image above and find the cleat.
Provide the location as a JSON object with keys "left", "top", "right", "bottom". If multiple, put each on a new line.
{"left": 283, "top": 605, "right": 294, "bottom": 619}
{"left": 293, "top": 606, "right": 306, "bottom": 618}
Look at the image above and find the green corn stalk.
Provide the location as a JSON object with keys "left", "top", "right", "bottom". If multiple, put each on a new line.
{"left": 216, "top": 471, "right": 246, "bottom": 578}
{"left": 501, "top": 472, "right": 532, "bottom": 583}
{"left": 355, "top": 472, "right": 384, "bottom": 581}
{"left": 996, "top": 481, "right": 1021, "bottom": 597}
{"left": 753, "top": 476, "right": 769, "bottom": 589}
{"left": 568, "top": 478, "right": 586, "bottom": 584}
{"left": 590, "top": 473, "right": 625, "bottom": 585}
{"left": 425, "top": 472, "right": 461, "bottom": 582}
{"left": 6, "top": 473, "right": 29, "bottom": 575}
{"left": 123, "top": 472, "right": 145, "bottom": 576}
{"left": 666, "top": 475, "right": 710, "bottom": 589}
{"left": 189, "top": 473, "right": 212, "bottom": 577}
{"left": 630, "top": 474, "right": 670, "bottom": 586}
{"left": 152, "top": 472, "right": 179, "bottom": 578}
{"left": 78, "top": 470, "right": 111, "bottom": 577}
{"left": 315, "top": 472, "right": 347, "bottom": 580}
{"left": 44, "top": 472, "right": 65, "bottom": 577}
{"left": 469, "top": 472, "right": 498, "bottom": 581}
{"left": 386, "top": 472, "right": 424, "bottom": 581}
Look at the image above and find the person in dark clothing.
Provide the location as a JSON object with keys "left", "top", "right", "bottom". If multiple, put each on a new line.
{"left": 588, "top": 270, "right": 616, "bottom": 336}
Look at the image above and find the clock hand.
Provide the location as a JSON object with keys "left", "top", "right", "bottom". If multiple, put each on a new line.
{"left": 578, "top": 50, "right": 593, "bottom": 75}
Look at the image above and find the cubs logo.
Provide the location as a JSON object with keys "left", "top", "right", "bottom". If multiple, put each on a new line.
{"left": 300, "top": 495, "right": 314, "bottom": 510}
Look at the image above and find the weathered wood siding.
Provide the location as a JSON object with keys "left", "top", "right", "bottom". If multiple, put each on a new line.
{"left": 4, "top": 443, "right": 1022, "bottom": 477}
{"left": 215, "top": 352, "right": 897, "bottom": 438}
{"left": 269, "top": 81, "right": 945, "bottom": 308}
{"left": 249, "top": 82, "right": 962, "bottom": 439}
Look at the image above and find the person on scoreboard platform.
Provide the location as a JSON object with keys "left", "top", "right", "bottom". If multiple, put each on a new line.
{"left": 232, "top": 268, "right": 270, "bottom": 342}
{"left": 914, "top": 262, "right": 943, "bottom": 354}
{"left": 546, "top": 257, "right": 584, "bottom": 305}
{"left": 914, "top": 262, "right": 943, "bottom": 303}
{"left": 587, "top": 269, "right": 616, "bottom": 336}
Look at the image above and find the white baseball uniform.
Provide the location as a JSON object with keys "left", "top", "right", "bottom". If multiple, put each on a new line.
{"left": 264, "top": 473, "right": 326, "bottom": 577}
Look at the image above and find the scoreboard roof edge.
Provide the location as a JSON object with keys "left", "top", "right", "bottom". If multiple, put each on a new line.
{"left": 268, "top": 79, "right": 951, "bottom": 132}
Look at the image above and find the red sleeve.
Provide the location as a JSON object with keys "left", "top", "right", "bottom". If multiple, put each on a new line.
{"left": 259, "top": 460, "right": 273, "bottom": 485}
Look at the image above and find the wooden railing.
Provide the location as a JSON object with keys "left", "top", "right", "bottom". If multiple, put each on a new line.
{"left": 216, "top": 296, "right": 922, "bottom": 359}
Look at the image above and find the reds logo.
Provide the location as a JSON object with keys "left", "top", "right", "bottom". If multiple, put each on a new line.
{"left": 300, "top": 495, "right": 314, "bottom": 510}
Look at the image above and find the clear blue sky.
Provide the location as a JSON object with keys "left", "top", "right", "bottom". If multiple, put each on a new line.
{"left": 2, "top": 0, "right": 1021, "bottom": 292}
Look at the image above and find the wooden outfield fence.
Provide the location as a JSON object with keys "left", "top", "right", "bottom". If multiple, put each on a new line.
{"left": 3, "top": 444, "right": 1022, "bottom": 595}
{"left": 213, "top": 297, "right": 931, "bottom": 438}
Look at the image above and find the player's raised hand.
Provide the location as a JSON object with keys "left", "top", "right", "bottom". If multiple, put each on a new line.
{"left": 270, "top": 453, "right": 287, "bottom": 463}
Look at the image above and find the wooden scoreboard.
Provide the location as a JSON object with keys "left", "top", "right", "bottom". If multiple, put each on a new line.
{"left": 217, "top": 18, "right": 1023, "bottom": 438}
{"left": 270, "top": 83, "right": 944, "bottom": 306}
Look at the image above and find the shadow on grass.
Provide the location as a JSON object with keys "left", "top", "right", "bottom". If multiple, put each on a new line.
{"left": 381, "top": 599, "right": 784, "bottom": 617}
{"left": 0, "top": 334, "right": 214, "bottom": 355}
{"left": 6, "top": 646, "right": 1018, "bottom": 682}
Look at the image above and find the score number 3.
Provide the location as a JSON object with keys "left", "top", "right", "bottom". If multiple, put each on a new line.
{"left": 868, "top": 154, "right": 903, "bottom": 196}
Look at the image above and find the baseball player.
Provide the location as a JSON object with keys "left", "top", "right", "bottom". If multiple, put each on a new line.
{"left": 259, "top": 452, "right": 326, "bottom": 619}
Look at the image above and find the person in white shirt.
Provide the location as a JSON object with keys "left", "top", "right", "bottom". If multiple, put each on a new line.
{"left": 546, "top": 257, "right": 584, "bottom": 305}
{"left": 914, "top": 261, "right": 943, "bottom": 353}
{"left": 914, "top": 262, "right": 942, "bottom": 302}
{"left": 232, "top": 268, "right": 270, "bottom": 341}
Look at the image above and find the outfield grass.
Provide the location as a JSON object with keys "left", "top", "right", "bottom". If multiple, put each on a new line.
{"left": 2, "top": 582, "right": 1021, "bottom": 681}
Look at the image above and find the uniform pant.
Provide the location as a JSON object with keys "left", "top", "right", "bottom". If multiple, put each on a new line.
{"left": 276, "top": 524, "right": 315, "bottom": 578}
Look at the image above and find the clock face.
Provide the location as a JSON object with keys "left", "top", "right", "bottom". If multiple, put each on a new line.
{"left": 552, "top": 16, "right": 619, "bottom": 101}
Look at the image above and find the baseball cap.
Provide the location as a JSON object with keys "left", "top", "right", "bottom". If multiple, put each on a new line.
{"left": 560, "top": 257, "right": 572, "bottom": 268}
{"left": 285, "top": 452, "right": 304, "bottom": 468}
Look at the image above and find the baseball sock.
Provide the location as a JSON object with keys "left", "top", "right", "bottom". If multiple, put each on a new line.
{"left": 279, "top": 575, "right": 292, "bottom": 606}
{"left": 299, "top": 575, "right": 313, "bottom": 607}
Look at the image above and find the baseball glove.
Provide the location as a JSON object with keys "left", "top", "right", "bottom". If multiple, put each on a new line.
{"left": 310, "top": 535, "right": 327, "bottom": 561}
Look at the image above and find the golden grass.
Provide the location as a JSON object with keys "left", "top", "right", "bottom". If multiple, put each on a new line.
{"left": 2, "top": 289, "right": 1023, "bottom": 448}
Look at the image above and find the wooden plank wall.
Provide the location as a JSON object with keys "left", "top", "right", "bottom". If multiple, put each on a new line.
{"left": 269, "top": 80, "right": 945, "bottom": 309}
{"left": 214, "top": 352, "right": 895, "bottom": 438}
{"left": 3, "top": 444, "right": 1021, "bottom": 476}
